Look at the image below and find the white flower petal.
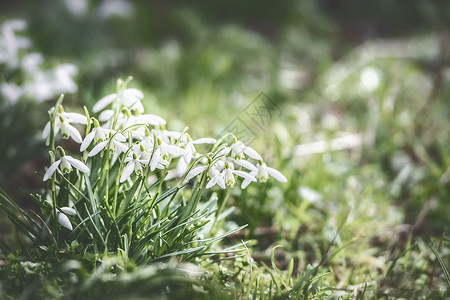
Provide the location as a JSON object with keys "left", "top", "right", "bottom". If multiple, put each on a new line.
{"left": 163, "top": 130, "right": 182, "bottom": 140}
{"left": 43, "top": 160, "right": 61, "bottom": 181}
{"left": 232, "top": 170, "right": 257, "bottom": 182}
{"left": 217, "top": 147, "right": 231, "bottom": 157}
{"left": 57, "top": 212, "right": 73, "bottom": 230}
{"left": 193, "top": 138, "right": 216, "bottom": 144}
{"left": 60, "top": 207, "right": 76, "bottom": 215}
{"left": 136, "top": 114, "right": 166, "bottom": 126}
{"left": 64, "top": 122, "right": 83, "bottom": 143}
{"left": 243, "top": 146, "right": 262, "bottom": 160}
{"left": 65, "top": 112, "right": 87, "bottom": 124}
{"left": 88, "top": 140, "right": 108, "bottom": 157}
{"left": 80, "top": 131, "right": 95, "bottom": 152}
{"left": 125, "top": 88, "right": 144, "bottom": 99}
{"left": 266, "top": 167, "right": 287, "bottom": 183}
{"left": 185, "top": 166, "right": 207, "bottom": 181}
{"left": 114, "top": 141, "right": 129, "bottom": 153}
{"left": 65, "top": 156, "right": 89, "bottom": 173}
{"left": 217, "top": 177, "right": 226, "bottom": 189}
{"left": 232, "top": 159, "right": 257, "bottom": 172}
{"left": 176, "top": 158, "right": 188, "bottom": 177}
{"left": 93, "top": 93, "right": 116, "bottom": 112}
{"left": 165, "top": 145, "right": 188, "bottom": 156}
{"left": 206, "top": 173, "right": 222, "bottom": 189}
{"left": 113, "top": 132, "right": 127, "bottom": 142}
{"left": 134, "top": 101, "right": 145, "bottom": 113}
{"left": 98, "top": 109, "right": 114, "bottom": 122}
{"left": 241, "top": 178, "right": 252, "bottom": 189}
{"left": 150, "top": 148, "right": 161, "bottom": 171}
{"left": 120, "top": 162, "right": 135, "bottom": 182}
{"left": 42, "top": 122, "right": 50, "bottom": 139}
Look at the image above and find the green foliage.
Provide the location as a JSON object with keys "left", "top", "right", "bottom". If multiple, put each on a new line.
{"left": 1, "top": 1, "right": 450, "bottom": 299}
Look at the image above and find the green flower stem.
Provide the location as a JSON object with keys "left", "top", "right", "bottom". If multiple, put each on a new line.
{"left": 48, "top": 94, "right": 64, "bottom": 248}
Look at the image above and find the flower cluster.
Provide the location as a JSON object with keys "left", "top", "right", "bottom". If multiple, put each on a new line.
{"left": 43, "top": 77, "right": 286, "bottom": 230}
{"left": 0, "top": 19, "right": 78, "bottom": 104}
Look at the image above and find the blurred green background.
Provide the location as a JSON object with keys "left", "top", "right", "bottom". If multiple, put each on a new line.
{"left": 1, "top": 0, "right": 449, "bottom": 298}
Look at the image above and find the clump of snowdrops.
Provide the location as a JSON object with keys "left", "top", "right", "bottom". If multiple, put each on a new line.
{"left": 35, "top": 77, "right": 286, "bottom": 263}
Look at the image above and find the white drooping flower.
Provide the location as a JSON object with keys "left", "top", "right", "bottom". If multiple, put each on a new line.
{"left": 206, "top": 161, "right": 256, "bottom": 189}
{"left": 241, "top": 161, "right": 287, "bottom": 189}
{"left": 57, "top": 207, "right": 76, "bottom": 230}
{"left": 176, "top": 135, "right": 216, "bottom": 177}
{"left": 92, "top": 86, "right": 144, "bottom": 113}
{"left": 149, "top": 137, "right": 187, "bottom": 172}
{"left": 219, "top": 139, "right": 262, "bottom": 161}
{"left": 87, "top": 131, "right": 128, "bottom": 157}
{"left": 120, "top": 151, "right": 148, "bottom": 183}
{"left": 43, "top": 148, "right": 89, "bottom": 181}
{"left": 80, "top": 118, "right": 112, "bottom": 152}
{"left": 42, "top": 105, "right": 87, "bottom": 145}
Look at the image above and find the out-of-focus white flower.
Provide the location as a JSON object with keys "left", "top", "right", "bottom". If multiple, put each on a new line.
{"left": 241, "top": 162, "right": 287, "bottom": 189}
{"left": 0, "top": 19, "right": 31, "bottom": 68}
{"left": 97, "top": 0, "right": 134, "bottom": 19}
{"left": 53, "top": 63, "right": 78, "bottom": 94}
{"left": 0, "top": 83, "right": 23, "bottom": 104}
{"left": 64, "top": 0, "right": 89, "bottom": 17}
{"left": 93, "top": 88, "right": 144, "bottom": 113}
{"left": 43, "top": 148, "right": 89, "bottom": 181}
{"left": 22, "top": 52, "right": 43, "bottom": 73}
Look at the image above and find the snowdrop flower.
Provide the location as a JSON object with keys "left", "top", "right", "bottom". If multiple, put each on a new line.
{"left": 80, "top": 118, "right": 112, "bottom": 152}
{"left": 120, "top": 151, "right": 148, "bottom": 182}
{"left": 42, "top": 105, "right": 87, "bottom": 145}
{"left": 92, "top": 86, "right": 144, "bottom": 113}
{"left": 53, "top": 63, "right": 78, "bottom": 94}
{"left": 220, "top": 139, "right": 262, "bottom": 161}
{"left": 149, "top": 147, "right": 170, "bottom": 171}
{"left": 43, "top": 147, "right": 89, "bottom": 181}
{"left": 22, "top": 52, "right": 43, "bottom": 73}
{"left": 87, "top": 131, "right": 128, "bottom": 157}
{"left": 206, "top": 161, "right": 256, "bottom": 189}
{"left": 57, "top": 207, "right": 76, "bottom": 230}
{"left": 133, "top": 142, "right": 152, "bottom": 162}
{"left": 241, "top": 161, "right": 287, "bottom": 189}
{"left": 149, "top": 137, "right": 187, "bottom": 171}
{"left": 176, "top": 135, "right": 216, "bottom": 177}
